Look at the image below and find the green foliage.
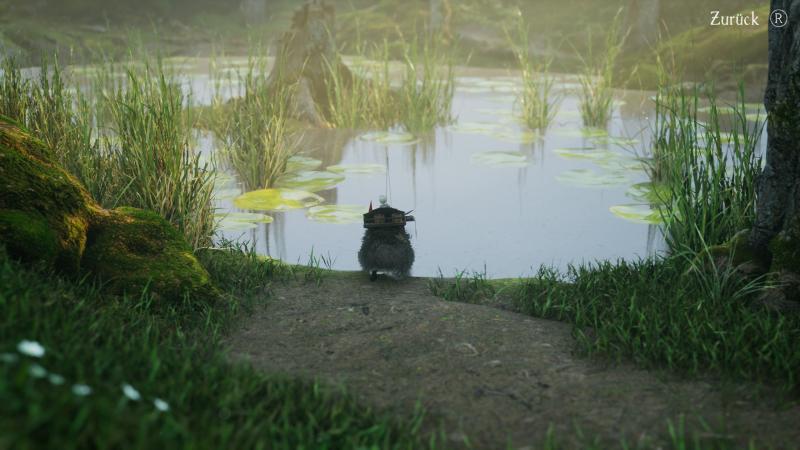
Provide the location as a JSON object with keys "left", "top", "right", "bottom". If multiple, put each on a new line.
{"left": 0, "top": 57, "right": 216, "bottom": 249}
{"left": 428, "top": 269, "right": 495, "bottom": 304}
{"left": 211, "top": 57, "right": 297, "bottom": 191}
{"left": 510, "top": 255, "right": 798, "bottom": 391}
{"left": 508, "top": 12, "right": 560, "bottom": 132}
{"left": 576, "top": 10, "right": 625, "bottom": 128}
{"left": 0, "top": 246, "right": 439, "bottom": 450}
{"left": 650, "top": 84, "right": 763, "bottom": 253}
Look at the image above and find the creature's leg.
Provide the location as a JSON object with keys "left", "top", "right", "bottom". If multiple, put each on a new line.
{"left": 370, "top": 270, "right": 378, "bottom": 281}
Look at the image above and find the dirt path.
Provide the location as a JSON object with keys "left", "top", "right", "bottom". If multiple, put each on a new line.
{"left": 225, "top": 274, "right": 800, "bottom": 449}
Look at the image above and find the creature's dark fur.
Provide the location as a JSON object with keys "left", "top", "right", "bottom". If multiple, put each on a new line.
{"left": 358, "top": 228, "right": 415, "bottom": 278}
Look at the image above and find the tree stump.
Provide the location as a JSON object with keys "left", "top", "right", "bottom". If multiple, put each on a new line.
{"left": 267, "top": 1, "right": 355, "bottom": 127}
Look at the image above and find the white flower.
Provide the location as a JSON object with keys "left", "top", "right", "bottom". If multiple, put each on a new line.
{"left": 28, "top": 364, "right": 47, "bottom": 378}
{"left": 17, "top": 340, "right": 45, "bottom": 358}
{"left": 122, "top": 383, "right": 141, "bottom": 401}
{"left": 48, "top": 374, "right": 65, "bottom": 385}
{"left": 0, "top": 352, "right": 18, "bottom": 363}
{"left": 72, "top": 384, "right": 92, "bottom": 396}
{"left": 153, "top": 398, "right": 170, "bottom": 412}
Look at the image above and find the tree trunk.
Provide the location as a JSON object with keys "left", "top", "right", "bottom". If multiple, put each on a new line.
{"left": 624, "top": 0, "right": 661, "bottom": 50}
{"left": 750, "top": 0, "right": 800, "bottom": 254}
{"left": 266, "top": 1, "right": 354, "bottom": 127}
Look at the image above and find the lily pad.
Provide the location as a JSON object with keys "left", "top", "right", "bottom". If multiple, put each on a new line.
{"left": 470, "top": 151, "right": 528, "bottom": 168}
{"left": 277, "top": 170, "right": 345, "bottom": 192}
{"left": 491, "top": 129, "right": 539, "bottom": 144}
{"left": 553, "top": 147, "right": 617, "bottom": 161}
{"left": 448, "top": 122, "right": 505, "bottom": 134}
{"left": 626, "top": 182, "right": 671, "bottom": 204}
{"left": 556, "top": 169, "right": 628, "bottom": 187}
{"left": 594, "top": 136, "right": 640, "bottom": 147}
{"left": 286, "top": 155, "right": 323, "bottom": 172}
{"left": 306, "top": 205, "right": 367, "bottom": 224}
{"left": 327, "top": 163, "right": 386, "bottom": 175}
{"left": 609, "top": 204, "right": 664, "bottom": 224}
{"left": 234, "top": 188, "right": 324, "bottom": 211}
{"left": 215, "top": 212, "right": 274, "bottom": 232}
{"left": 556, "top": 127, "right": 609, "bottom": 139}
{"left": 595, "top": 157, "right": 646, "bottom": 172}
{"left": 358, "top": 131, "right": 418, "bottom": 144}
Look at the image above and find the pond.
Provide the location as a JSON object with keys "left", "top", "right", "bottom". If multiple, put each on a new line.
{"left": 80, "top": 57, "right": 769, "bottom": 278}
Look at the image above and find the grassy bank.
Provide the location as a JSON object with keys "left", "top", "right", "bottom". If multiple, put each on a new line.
{"left": 0, "top": 245, "right": 441, "bottom": 449}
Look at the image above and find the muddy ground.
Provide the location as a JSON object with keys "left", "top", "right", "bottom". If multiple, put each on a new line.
{"left": 225, "top": 274, "right": 800, "bottom": 449}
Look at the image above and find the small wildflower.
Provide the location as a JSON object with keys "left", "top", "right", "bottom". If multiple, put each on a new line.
{"left": 153, "top": 398, "right": 170, "bottom": 412}
{"left": 0, "top": 352, "right": 19, "bottom": 363}
{"left": 48, "top": 374, "right": 65, "bottom": 385}
{"left": 17, "top": 340, "right": 45, "bottom": 358}
{"left": 71, "top": 384, "right": 92, "bottom": 396}
{"left": 28, "top": 364, "right": 47, "bottom": 378}
{"left": 122, "top": 383, "right": 141, "bottom": 401}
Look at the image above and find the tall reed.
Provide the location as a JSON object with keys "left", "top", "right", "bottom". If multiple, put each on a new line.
{"left": 212, "top": 59, "right": 297, "bottom": 191}
{"left": 650, "top": 83, "right": 763, "bottom": 253}
{"left": 397, "top": 34, "right": 455, "bottom": 134}
{"left": 0, "top": 57, "right": 216, "bottom": 249}
{"left": 576, "top": 11, "right": 625, "bottom": 128}
{"left": 508, "top": 13, "right": 559, "bottom": 132}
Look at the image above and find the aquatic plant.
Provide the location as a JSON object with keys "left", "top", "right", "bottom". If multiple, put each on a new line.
{"left": 576, "top": 11, "right": 626, "bottom": 128}
{"left": 507, "top": 12, "right": 560, "bottom": 132}
{"left": 649, "top": 83, "right": 763, "bottom": 253}
{"left": 211, "top": 58, "right": 298, "bottom": 192}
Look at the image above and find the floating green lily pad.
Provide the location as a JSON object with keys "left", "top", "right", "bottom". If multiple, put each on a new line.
{"left": 470, "top": 151, "right": 528, "bottom": 168}
{"left": 286, "top": 155, "right": 323, "bottom": 172}
{"left": 553, "top": 147, "right": 616, "bottom": 161}
{"left": 358, "top": 131, "right": 418, "bottom": 144}
{"left": 609, "top": 204, "right": 664, "bottom": 224}
{"left": 626, "top": 182, "right": 671, "bottom": 204}
{"left": 556, "top": 169, "right": 628, "bottom": 187}
{"left": 327, "top": 163, "right": 386, "bottom": 175}
{"left": 306, "top": 205, "right": 367, "bottom": 224}
{"left": 556, "top": 127, "right": 609, "bottom": 139}
{"left": 595, "top": 157, "right": 646, "bottom": 172}
{"left": 277, "top": 170, "right": 345, "bottom": 192}
{"left": 448, "top": 122, "right": 505, "bottom": 134}
{"left": 491, "top": 129, "right": 539, "bottom": 144}
{"left": 215, "top": 212, "right": 274, "bottom": 231}
{"left": 234, "top": 188, "right": 324, "bottom": 211}
{"left": 594, "top": 136, "right": 640, "bottom": 147}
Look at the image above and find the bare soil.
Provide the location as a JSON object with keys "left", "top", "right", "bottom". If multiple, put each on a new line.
{"left": 225, "top": 274, "right": 800, "bottom": 449}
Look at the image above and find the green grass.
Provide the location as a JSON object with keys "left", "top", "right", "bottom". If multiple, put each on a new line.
{"left": 396, "top": 35, "right": 455, "bottom": 134}
{"left": 210, "top": 57, "right": 297, "bottom": 191}
{"left": 0, "top": 245, "right": 442, "bottom": 450}
{"left": 576, "top": 10, "right": 625, "bottom": 128}
{"left": 0, "top": 57, "right": 216, "bottom": 249}
{"left": 508, "top": 13, "right": 560, "bottom": 132}
{"left": 428, "top": 268, "right": 496, "bottom": 304}
{"left": 649, "top": 83, "right": 763, "bottom": 253}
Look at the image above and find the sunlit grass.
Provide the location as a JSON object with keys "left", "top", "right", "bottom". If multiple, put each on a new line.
{"left": 649, "top": 83, "right": 763, "bottom": 253}
{"left": 211, "top": 57, "right": 298, "bottom": 191}
{"left": 576, "top": 11, "right": 625, "bottom": 128}
{"left": 508, "top": 12, "right": 560, "bottom": 132}
{"left": 0, "top": 57, "right": 215, "bottom": 248}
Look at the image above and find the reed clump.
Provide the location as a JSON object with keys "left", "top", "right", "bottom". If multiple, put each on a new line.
{"left": 508, "top": 13, "right": 559, "bottom": 132}
{"left": 576, "top": 11, "right": 625, "bottom": 128}
{"left": 0, "top": 57, "right": 216, "bottom": 248}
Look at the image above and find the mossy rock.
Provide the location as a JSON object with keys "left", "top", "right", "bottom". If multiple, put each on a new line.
{"left": 769, "top": 216, "right": 800, "bottom": 275}
{"left": 699, "top": 229, "right": 768, "bottom": 277}
{"left": 83, "top": 207, "right": 217, "bottom": 302}
{"left": 0, "top": 117, "right": 97, "bottom": 273}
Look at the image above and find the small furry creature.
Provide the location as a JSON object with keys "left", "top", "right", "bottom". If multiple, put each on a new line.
{"left": 358, "top": 196, "right": 415, "bottom": 280}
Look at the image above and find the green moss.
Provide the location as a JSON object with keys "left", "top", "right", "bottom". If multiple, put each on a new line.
{"left": 0, "top": 209, "right": 60, "bottom": 265}
{"left": 82, "top": 207, "right": 218, "bottom": 302}
{"left": 0, "top": 118, "right": 95, "bottom": 273}
{"left": 769, "top": 216, "right": 800, "bottom": 274}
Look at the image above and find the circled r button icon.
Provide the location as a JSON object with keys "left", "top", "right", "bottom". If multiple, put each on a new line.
{"left": 770, "top": 9, "right": 788, "bottom": 28}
